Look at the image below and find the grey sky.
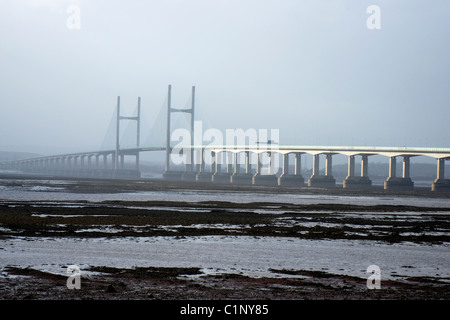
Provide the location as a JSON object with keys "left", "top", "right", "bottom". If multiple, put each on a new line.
{"left": 0, "top": 0, "right": 449, "bottom": 156}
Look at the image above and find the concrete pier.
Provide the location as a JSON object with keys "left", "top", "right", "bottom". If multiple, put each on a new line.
{"left": 182, "top": 167, "right": 199, "bottom": 181}
{"left": 181, "top": 148, "right": 200, "bottom": 181}
{"left": 196, "top": 150, "right": 214, "bottom": 182}
{"left": 278, "top": 153, "right": 305, "bottom": 187}
{"left": 384, "top": 156, "right": 414, "bottom": 190}
{"left": 343, "top": 155, "right": 372, "bottom": 188}
{"left": 308, "top": 154, "right": 335, "bottom": 188}
{"left": 252, "top": 152, "right": 278, "bottom": 186}
{"left": 231, "top": 152, "right": 253, "bottom": 185}
{"left": 212, "top": 152, "right": 233, "bottom": 183}
{"left": 432, "top": 158, "right": 450, "bottom": 191}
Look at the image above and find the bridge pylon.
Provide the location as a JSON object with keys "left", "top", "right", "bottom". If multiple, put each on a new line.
{"left": 163, "top": 84, "right": 196, "bottom": 181}
{"left": 113, "top": 96, "right": 141, "bottom": 178}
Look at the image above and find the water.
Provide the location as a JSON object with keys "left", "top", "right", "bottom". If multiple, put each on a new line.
{"left": 1, "top": 178, "right": 450, "bottom": 208}
{"left": 1, "top": 236, "right": 448, "bottom": 281}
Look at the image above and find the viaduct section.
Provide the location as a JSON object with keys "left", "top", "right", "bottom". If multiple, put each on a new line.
{"left": 162, "top": 145, "right": 450, "bottom": 192}
{"left": 1, "top": 85, "right": 449, "bottom": 192}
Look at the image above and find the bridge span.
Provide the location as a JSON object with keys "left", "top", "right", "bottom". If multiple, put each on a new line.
{"left": 0, "top": 85, "right": 449, "bottom": 192}
{"left": 162, "top": 145, "right": 450, "bottom": 192}
{"left": 2, "top": 144, "right": 449, "bottom": 191}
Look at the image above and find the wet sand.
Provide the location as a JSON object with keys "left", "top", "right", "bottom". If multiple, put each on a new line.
{"left": 0, "top": 174, "right": 449, "bottom": 300}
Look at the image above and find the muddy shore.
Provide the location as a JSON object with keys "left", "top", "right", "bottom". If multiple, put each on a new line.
{"left": 0, "top": 174, "right": 449, "bottom": 301}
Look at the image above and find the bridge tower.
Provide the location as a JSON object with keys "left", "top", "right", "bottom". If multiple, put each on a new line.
{"left": 114, "top": 96, "right": 141, "bottom": 178}
{"left": 163, "top": 85, "right": 196, "bottom": 180}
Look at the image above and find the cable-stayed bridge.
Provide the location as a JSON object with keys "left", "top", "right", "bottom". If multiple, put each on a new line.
{"left": 1, "top": 85, "right": 449, "bottom": 192}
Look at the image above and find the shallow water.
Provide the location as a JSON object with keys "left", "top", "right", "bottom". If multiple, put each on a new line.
{"left": 1, "top": 236, "right": 448, "bottom": 282}
{"left": 1, "top": 178, "right": 449, "bottom": 284}
{"left": 2, "top": 185, "right": 450, "bottom": 208}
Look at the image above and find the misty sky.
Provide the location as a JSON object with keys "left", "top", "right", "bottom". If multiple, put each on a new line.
{"left": 0, "top": 0, "right": 449, "bottom": 156}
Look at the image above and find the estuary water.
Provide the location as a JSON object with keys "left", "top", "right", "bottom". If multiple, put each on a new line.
{"left": 0, "top": 177, "right": 449, "bottom": 283}
{"left": 1, "top": 177, "right": 450, "bottom": 208}
{"left": 1, "top": 236, "right": 449, "bottom": 281}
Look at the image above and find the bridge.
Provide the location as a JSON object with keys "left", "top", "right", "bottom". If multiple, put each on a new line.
{"left": 1, "top": 85, "right": 449, "bottom": 192}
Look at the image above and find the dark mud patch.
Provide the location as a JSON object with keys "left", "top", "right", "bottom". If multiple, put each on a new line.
{"left": 2, "top": 266, "right": 449, "bottom": 300}
{"left": 4, "top": 266, "right": 68, "bottom": 282}
{"left": 1, "top": 201, "right": 448, "bottom": 243}
{"left": 86, "top": 266, "right": 202, "bottom": 279}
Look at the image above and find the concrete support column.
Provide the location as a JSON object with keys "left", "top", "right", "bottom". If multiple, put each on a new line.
{"left": 344, "top": 154, "right": 372, "bottom": 189}
{"left": 252, "top": 151, "right": 278, "bottom": 186}
{"left": 231, "top": 151, "right": 253, "bottom": 185}
{"left": 186, "top": 149, "right": 193, "bottom": 173}
{"left": 255, "top": 153, "right": 262, "bottom": 175}
{"left": 227, "top": 152, "right": 233, "bottom": 174}
{"left": 245, "top": 151, "right": 251, "bottom": 174}
{"left": 325, "top": 154, "right": 332, "bottom": 177}
{"left": 282, "top": 154, "right": 289, "bottom": 176}
{"left": 199, "top": 149, "right": 205, "bottom": 173}
{"left": 270, "top": 153, "right": 276, "bottom": 175}
{"left": 361, "top": 155, "right": 369, "bottom": 177}
{"left": 110, "top": 153, "right": 114, "bottom": 170}
{"left": 183, "top": 148, "right": 201, "bottom": 181}
{"left": 437, "top": 158, "right": 445, "bottom": 180}
{"left": 294, "top": 154, "right": 301, "bottom": 176}
{"left": 312, "top": 154, "right": 320, "bottom": 176}
{"left": 120, "top": 154, "right": 125, "bottom": 170}
{"left": 194, "top": 148, "right": 213, "bottom": 183}
{"left": 215, "top": 152, "right": 222, "bottom": 173}
{"left": 402, "top": 156, "right": 410, "bottom": 179}
{"left": 431, "top": 158, "right": 450, "bottom": 191}
{"left": 135, "top": 152, "right": 140, "bottom": 171}
{"left": 385, "top": 156, "right": 413, "bottom": 190}
{"left": 431, "top": 158, "right": 450, "bottom": 192}
{"left": 389, "top": 157, "right": 397, "bottom": 179}
{"left": 347, "top": 155, "right": 355, "bottom": 177}
{"left": 432, "top": 158, "right": 450, "bottom": 191}
{"left": 210, "top": 151, "right": 215, "bottom": 173}
{"left": 309, "top": 154, "right": 335, "bottom": 188}
{"left": 66, "top": 157, "right": 72, "bottom": 175}
{"left": 234, "top": 153, "right": 240, "bottom": 174}
{"left": 212, "top": 151, "right": 232, "bottom": 183}
{"left": 278, "top": 153, "right": 305, "bottom": 187}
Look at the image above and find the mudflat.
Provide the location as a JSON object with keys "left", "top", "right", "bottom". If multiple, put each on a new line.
{"left": 0, "top": 174, "right": 449, "bottom": 300}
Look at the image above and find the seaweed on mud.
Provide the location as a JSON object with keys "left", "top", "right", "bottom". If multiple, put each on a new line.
{"left": 1, "top": 199, "right": 449, "bottom": 243}
{"left": 86, "top": 266, "right": 202, "bottom": 279}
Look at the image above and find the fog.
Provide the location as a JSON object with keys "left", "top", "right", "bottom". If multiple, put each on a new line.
{"left": 1, "top": 0, "right": 449, "bottom": 158}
